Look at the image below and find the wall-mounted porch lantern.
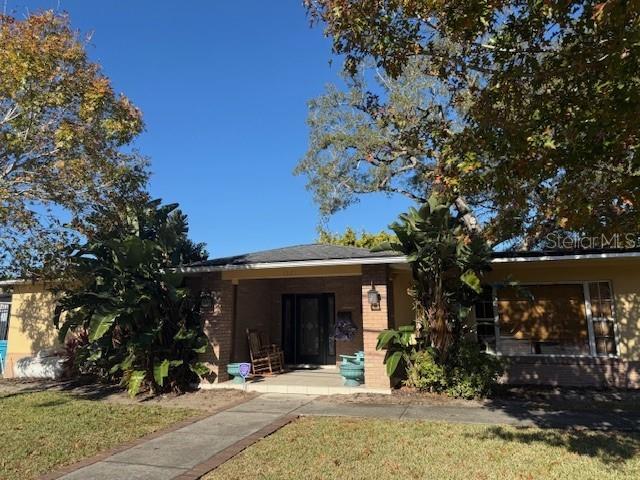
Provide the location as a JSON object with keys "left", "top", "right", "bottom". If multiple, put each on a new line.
{"left": 200, "top": 290, "right": 214, "bottom": 310}
{"left": 367, "top": 282, "right": 381, "bottom": 310}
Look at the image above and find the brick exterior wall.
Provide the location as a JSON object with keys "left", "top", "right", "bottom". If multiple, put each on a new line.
{"left": 231, "top": 270, "right": 391, "bottom": 389}
{"left": 232, "top": 276, "right": 363, "bottom": 364}
{"left": 503, "top": 356, "right": 640, "bottom": 388}
{"left": 188, "top": 273, "right": 234, "bottom": 383}
{"left": 361, "top": 265, "right": 392, "bottom": 389}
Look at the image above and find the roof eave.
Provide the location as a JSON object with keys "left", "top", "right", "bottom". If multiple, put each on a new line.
{"left": 491, "top": 251, "right": 640, "bottom": 263}
{"left": 0, "top": 279, "right": 28, "bottom": 287}
{"left": 177, "top": 255, "right": 408, "bottom": 273}
{"left": 179, "top": 250, "right": 640, "bottom": 274}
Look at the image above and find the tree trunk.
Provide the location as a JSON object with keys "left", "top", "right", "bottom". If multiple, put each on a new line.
{"left": 454, "top": 196, "right": 479, "bottom": 233}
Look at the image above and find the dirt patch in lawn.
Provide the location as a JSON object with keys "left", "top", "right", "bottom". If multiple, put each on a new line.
{"left": 0, "top": 378, "right": 254, "bottom": 412}
{"left": 319, "top": 385, "right": 640, "bottom": 413}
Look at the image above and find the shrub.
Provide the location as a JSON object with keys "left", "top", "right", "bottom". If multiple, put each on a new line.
{"left": 55, "top": 200, "right": 209, "bottom": 396}
{"left": 403, "top": 342, "right": 503, "bottom": 399}
{"left": 444, "top": 342, "right": 504, "bottom": 399}
{"left": 405, "top": 348, "right": 447, "bottom": 392}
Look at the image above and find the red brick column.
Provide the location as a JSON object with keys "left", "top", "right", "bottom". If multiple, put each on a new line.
{"left": 199, "top": 273, "right": 234, "bottom": 383}
{"left": 362, "top": 265, "right": 391, "bottom": 389}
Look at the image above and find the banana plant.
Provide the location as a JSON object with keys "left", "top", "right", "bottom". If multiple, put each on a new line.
{"left": 376, "top": 325, "right": 419, "bottom": 377}
{"left": 54, "top": 199, "right": 209, "bottom": 396}
{"left": 374, "top": 193, "right": 491, "bottom": 368}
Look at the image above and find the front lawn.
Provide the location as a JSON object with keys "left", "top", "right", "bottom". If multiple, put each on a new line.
{"left": 0, "top": 391, "right": 198, "bottom": 480}
{"left": 205, "top": 417, "right": 640, "bottom": 480}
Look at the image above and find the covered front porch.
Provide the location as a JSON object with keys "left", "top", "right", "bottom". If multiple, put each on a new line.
{"left": 182, "top": 245, "right": 411, "bottom": 393}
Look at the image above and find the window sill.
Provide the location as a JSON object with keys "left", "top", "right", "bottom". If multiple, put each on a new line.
{"left": 496, "top": 354, "right": 622, "bottom": 365}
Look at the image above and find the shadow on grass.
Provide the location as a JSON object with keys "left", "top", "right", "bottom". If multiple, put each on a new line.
{"left": 472, "top": 425, "right": 640, "bottom": 466}
{"left": 0, "top": 376, "right": 203, "bottom": 405}
{"left": 0, "top": 377, "right": 124, "bottom": 402}
{"left": 35, "top": 399, "right": 73, "bottom": 408}
{"left": 481, "top": 395, "right": 640, "bottom": 431}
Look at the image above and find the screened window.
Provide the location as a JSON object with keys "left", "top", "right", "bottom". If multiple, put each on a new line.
{"left": 496, "top": 284, "right": 591, "bottom": 355}
{"left": 0, "top": 301, "right": 9, "bottom": 341}
{"left": 483, "top": 281, "right": 620, "bottom": 357}
{"left": 474, "top": 287, "right": 496, "bottom": 353}
{"left": 589, "top": 282, "right": 617, "bottom": 356}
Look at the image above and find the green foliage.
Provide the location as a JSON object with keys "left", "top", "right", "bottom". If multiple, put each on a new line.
{"left": 304, "top": 1, "right": 640, "bottom": 247}
{"left": 55, "top": 199, "right": 209, "bottom": 396}
{"left": 0, "top": 12, "right": 148, "bottom": 278}
{"left": 404, "top": 343, "right": 503, "bottom": 399}
{"left": 376, "top": 194, "right": 491, "bottom": 357}
{"left": 296, "top": 62, "right": 450, "bottom": 219}
{"left": 404, "top": 348, "right": 447, "bottom": 392}
{"left": 444, "top": 342, "right": 504, "bottom": 400}
{"left": 375, "top": 196, "right": 498, "bottom": 398}
{"left": 318, "top": 226, "right": 396, "bottom": 249}
{"left": 375, "top": 325, "right": 419, "bottom": 377}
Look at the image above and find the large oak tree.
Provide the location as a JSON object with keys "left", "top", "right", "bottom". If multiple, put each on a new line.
{"left": 302, "top": 0, "right": 640, "bottom": 248}
{"left": 0, "top": 12, "right": 148, "bottom": 277}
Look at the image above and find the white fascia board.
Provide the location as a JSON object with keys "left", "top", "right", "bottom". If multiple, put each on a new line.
{"left": 177, "top": 256, "right": 408, "bottom": 273}
{"left": 491, "top": 251, "right": 640, "bottom": 263}
{"left": 0, "top": 279, "right": 28, "bottom": 287}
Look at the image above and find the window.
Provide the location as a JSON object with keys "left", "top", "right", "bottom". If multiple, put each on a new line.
{"left": 474, "top": 287, "right": 496, "bottom": 353}
{"left": 496, "top": 284, "right": 591, "bottom": 355}
{"left": 475, "top": 281, "right": 619, "bottom": 357}
{"left": 0, "top": 301, "right": 9, "bottom": 341}
{"left": 588, "top": 282, "right": 617, "bottom": 356}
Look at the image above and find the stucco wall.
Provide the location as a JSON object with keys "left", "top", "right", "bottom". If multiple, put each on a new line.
{"left": 4, "top": 283, "right": 60, "bottom": 377}
{"left": 391, "top": 269, "right": 413, "bottom": 328}
{"left": 486, "top": 259, "right": 640, "bottom": 362}
{"left": 385, "top": 258, "right": 640, "bottom": 387}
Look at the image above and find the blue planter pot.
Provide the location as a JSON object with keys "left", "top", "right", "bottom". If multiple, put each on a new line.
{"left": 0, "top": 341, "right": 7, "bottom": 374}
{"left": 227, "top": 363, "right": 245, "bottom": 384}
{"left": 339, "top": 354, "right": 358, "bottom": 365}
{"left": 339, "top": 362, "right": 364, "bottom": 387}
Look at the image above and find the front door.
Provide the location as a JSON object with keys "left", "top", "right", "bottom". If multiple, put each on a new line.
{"left": 282, "top": 294, "right": 335, "bottom": 365}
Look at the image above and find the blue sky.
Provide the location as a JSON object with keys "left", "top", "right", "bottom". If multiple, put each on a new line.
{"left": 8, "top": 0, "right": 412, "bottom": 258}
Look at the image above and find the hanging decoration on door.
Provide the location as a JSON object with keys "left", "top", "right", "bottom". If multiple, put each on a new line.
{"left": 335, "top": 311, "right": 358, "bottom": 341}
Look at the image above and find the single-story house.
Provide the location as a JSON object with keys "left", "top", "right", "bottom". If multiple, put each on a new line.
{"left": 179, "top": 244, "right": 640, "bottom": 390}
{"left": 1, "top": 244, "right": 639, "bottom": 391}
{"left": 0, "top": 281, "right": 59, "bottom": 378}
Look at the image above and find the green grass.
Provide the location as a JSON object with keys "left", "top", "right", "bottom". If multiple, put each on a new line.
{"left": 205, "top": 417, "right": 640, "bottom": 480}
{"left": 0, "top": 391, "right": 198, "bottom": 480}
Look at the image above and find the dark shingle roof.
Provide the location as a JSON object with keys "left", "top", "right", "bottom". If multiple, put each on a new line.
{"left": 186, "top": 244, "right": 400, "bottom": 268}
{"left": 184, "top": 243, "right": 640, "bottom": 271}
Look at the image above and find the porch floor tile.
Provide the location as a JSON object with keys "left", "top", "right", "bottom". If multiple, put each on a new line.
{"left": 200, "top": 367, "right": 391, "bottom": 395}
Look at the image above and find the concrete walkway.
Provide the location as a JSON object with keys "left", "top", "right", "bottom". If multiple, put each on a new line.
{"left": 56, "top": 393, "right": 640, "bottom": 479}
{"left": 58, "top": 394, "right": 314, "bottom": 480}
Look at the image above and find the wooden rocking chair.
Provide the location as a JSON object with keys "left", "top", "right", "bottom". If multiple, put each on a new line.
{"left": 259, "top": 331, "right": 285, "bottom": 367}
{"left": 246, "top": 329, "right": 284, "bottom": 375}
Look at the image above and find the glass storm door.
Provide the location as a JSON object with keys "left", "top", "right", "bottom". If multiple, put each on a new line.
{"left": 282, "top": 294, "right": 335, "bottom": 365}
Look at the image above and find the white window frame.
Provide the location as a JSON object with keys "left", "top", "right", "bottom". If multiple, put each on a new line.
{"left": 0, "top": 301, "right": 10, "bottom": 342}
{"left": 473, "top": 287, "right": 498, "bottom": 354}
{"left": 485, "top": 280, "right": 619, "bottom": 359}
